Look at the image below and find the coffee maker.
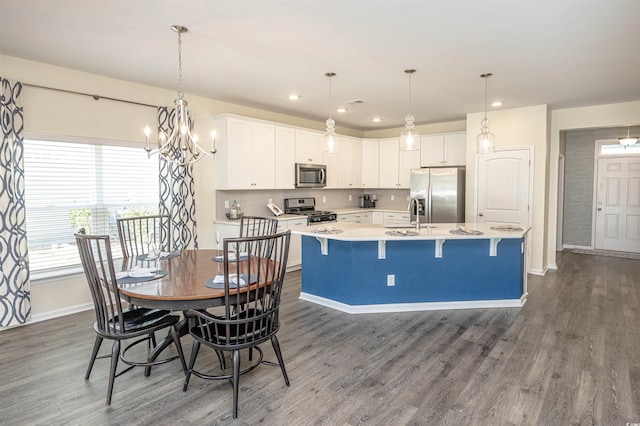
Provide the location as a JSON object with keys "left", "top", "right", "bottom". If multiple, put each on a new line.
{"left": 359, "top": 194, "right": 376, "bottom": 208}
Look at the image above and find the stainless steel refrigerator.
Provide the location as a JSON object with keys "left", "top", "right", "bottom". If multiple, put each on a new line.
{"left": 410, "top": 167, "right": 465, "bottom": 223}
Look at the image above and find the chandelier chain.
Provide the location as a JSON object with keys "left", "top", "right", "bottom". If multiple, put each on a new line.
{"left": 177, "top": 30, "right": 183, "bottom": 98}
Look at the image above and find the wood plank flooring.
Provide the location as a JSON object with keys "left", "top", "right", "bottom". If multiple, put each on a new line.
{"left": 1, "top": 251, "right": 639, "bottom": 425}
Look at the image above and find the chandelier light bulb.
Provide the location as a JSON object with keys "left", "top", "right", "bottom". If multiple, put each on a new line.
{"left": 323, "top": 72, "right": 338, "bottom": 153}
{"left": 400, "top": 69, "right": 420, "bottom": 151}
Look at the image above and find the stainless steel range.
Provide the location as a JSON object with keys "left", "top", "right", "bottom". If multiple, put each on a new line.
{"left": 284, "top": 197, "right": 337, "bottom": 225}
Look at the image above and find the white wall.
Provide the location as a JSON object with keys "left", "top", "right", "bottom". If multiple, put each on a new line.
{"left": 465, "top": 105, "right": 549, "bottom": 274}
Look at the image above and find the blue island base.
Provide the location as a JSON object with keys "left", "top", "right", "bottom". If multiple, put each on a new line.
{"left": 300, "top": 236, "right": 526, "bottom": 314}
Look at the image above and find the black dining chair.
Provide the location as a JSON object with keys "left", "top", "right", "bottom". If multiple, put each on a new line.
{"left": 239, "top": 215, "right": 279, "bottom": 238}
{"left": 183, "top": 230, "right": 291, "bottom": 418}
{"left": 75, "top": 233, "right": 187, "bottom": 405}
{"left": 117, "top": 214, "right": 171, "bottom": 258}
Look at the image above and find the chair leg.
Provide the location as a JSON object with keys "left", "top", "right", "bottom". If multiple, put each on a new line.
{"left": 85, "top": 335, "right": 104, "bottom": 380}
{"left": 106, "top": 340, "right": 121, "bottom": 405}
{"left": 215, "top": 349, "right": 226, "bottom": 370}
{"left": 271, "top": 335, "right": 290, "bottom": 386}
{"left": 170, "top": 325, "right": 187, "bottom": 374}
{"left": 148, "top": 332, "right": 157, "bottom": 350}
{"left": 183, "top": 340, "right": 200, "bottom": 391}
{"left": 232, "top": 350, "right": 241, "bottom": 418}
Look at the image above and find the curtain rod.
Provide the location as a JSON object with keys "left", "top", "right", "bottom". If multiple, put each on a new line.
{"left": 23, "top": 83, "right": 158, "bottom": 109}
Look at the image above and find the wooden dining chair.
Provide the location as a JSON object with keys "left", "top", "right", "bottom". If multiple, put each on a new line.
{"left": 75, "top": 233, "right": 187, "bottom": 405}
{"left": 117, "top": 214, "right": 170, "bottom": 258}
{"left": 183, "top": 230, "right": 291, "bottom": 418}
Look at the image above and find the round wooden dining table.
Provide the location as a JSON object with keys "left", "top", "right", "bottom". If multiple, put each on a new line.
{"left": 118, "top": 249, "right": 246, "bottom": 310}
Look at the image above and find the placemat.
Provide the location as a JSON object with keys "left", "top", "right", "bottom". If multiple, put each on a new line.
{"left": 212, "top": 253, "right": 251, "bottom": 263}
{"left": 449, "top": 227, "right": 484, "bottom": 236}
{"left": 136, "top": 251, "right": 181, "bottom": 261}
{"left": 117, "top": 269, "right": 168, "bottom": 284}
{"left": 204, "top": 274, "right": 258, "bottom": 289}
{"left": 490, "top": 225, "right": 524, "bottom": 232}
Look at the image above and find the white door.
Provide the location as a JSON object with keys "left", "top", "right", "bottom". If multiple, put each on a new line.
{"left": 594, "top": 157, "right": 640, "bottom": 253}
{"left": 476, "top": 148, "right": 531, "bottom": 226}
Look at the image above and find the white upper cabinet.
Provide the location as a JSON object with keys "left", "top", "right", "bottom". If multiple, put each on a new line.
{"left": 275, "top": 126, "right": 295, "bottom": 189}
{"left": 337, "top": 136, "right": 362, "bottom": 188}
{"left": 378, "top": 137, "right": 420, "bottom": 188}
{"left": 295, "top": 129, "right": 324, "bottom": 164}
{"left": 420, "top": 132, "right": 467, "bottom": 167}
{"left": 214, "top": 115, "right": 275, "bottom": 189}
{"left": 361, "top": 139, "right": 379, "bottom": 188}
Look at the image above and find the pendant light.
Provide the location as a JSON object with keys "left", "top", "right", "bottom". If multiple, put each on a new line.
{"left": 323, "top": 72, "right": 338, "bottom": 153}
{"left": 476, "top": 73, "right": 496, "bottom": 154}
{"left": 144, "top": 25, "right": 215, "bottom": 166}
{"left": 618, "top": 127, "right": 639, "bottom": 147}
{"left": 400, "top": 69, "right": 420, "bottom": 151}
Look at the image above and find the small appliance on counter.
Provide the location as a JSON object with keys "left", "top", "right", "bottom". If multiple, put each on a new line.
{"left": 359, "top": 194, "right": 376, "bottom": 208}
{"left": 284, "top": 197, "right": 337, "bottom": 225}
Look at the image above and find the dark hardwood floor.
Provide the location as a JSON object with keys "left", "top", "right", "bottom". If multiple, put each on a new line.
{"left": 1, "top": 251, "right": 639, "bottom": 425}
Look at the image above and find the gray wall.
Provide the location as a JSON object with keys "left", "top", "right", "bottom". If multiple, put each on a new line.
{"left": 562, "top": 126, "right": 640, "bottom": 247}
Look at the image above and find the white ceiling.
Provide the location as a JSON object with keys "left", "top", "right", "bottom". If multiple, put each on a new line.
{"left": 1, "top": 0, "right": 639, "bottom": 131}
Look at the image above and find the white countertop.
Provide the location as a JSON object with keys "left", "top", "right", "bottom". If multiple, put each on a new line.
{"left": 291, "top": 222, "right": 530, "bottom": 241}
{"left": 333, "top": 208, "right": 408, "bottom": 215}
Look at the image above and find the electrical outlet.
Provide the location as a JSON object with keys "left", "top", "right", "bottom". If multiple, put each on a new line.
{"left": 322, "top": 196, "right": 326, "bottom": 203}
{"left": 225, "top": 200, "right": 230, "bottom": 208}
{"left": 268, "top": 198, "right": 273, "bottom": 204}
{"left": 387, "top": 275, "right": 395, "bottom": 286}
{"left": 391, "top": 195, "right": 395, "bottom": 201}
{"left": 349, "top": 195, "right": 352, "bottom": 201}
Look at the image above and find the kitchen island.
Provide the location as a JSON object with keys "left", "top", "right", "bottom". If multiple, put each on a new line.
{"left": 291, "top": 222, "right": 529, "bottom": 314}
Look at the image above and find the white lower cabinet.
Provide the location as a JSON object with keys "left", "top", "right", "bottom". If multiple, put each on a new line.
{"left": 337, "top": 212, "right": 369, "bottom": 224}
{"left": 383, "top": 212, "right": 410, "bottom": 225}
{"left": 372, "top": 212, "right": 384, "bottom": 225}
{"left": 277, "top": 218, "right": 306, "bottom": 269}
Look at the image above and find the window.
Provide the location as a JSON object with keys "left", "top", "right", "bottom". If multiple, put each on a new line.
{"left": 23, "top": 137, "right": 159, "bottom": 279}
{"left": 600, "top": 143, "right": 640, "bottom": 155}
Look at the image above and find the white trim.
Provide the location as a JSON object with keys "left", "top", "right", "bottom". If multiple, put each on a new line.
{"left": 299, "top": 292, "right": 524, "bottom": 314}
{"left": 529, "top": 267, "right": 547, "bottom": 276}
{"left": 24, "top": 132, "right": 146, "bottom": 149}
{"left": 0, "top": 303, "right": 94, "bottom": 331}
{"left": 563, "top": 243, "right": 592, "bottom": 250}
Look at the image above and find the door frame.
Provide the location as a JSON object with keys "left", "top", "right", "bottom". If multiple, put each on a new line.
{"left": 591, "top": 139, "right": 640, "bottom": 251}
{"left": 474, "top": 146, "right": 535, "bottom": 272}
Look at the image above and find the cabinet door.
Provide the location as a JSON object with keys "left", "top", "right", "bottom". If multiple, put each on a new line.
{"left": 420, "top": 135, "right": 445, "bottom": 167}
{"left": 378, "top": 138, "right": 400, "bottom": 188}
{"left": 287, "top": 218, "right": 306, "bottom": 268}
{"left": 323, "top": 152, "right": 339, "bottom": 188}
{"left": 227, "top": 119, "right": 254, "bottom": 189}
{"left": 372, "top": 212, "right": 384, "bottom": 225}
{"left": 295, "top": 129, "right": 324, "bottom": 164}
{"left": 398, "top": 150, "right": 420, "bottom": 188}
{"left": 275, "top": 126, "right": 295, "bottom": 189}
{"left": 251, "top": 122, "right": 275, "bottom": 188}
{"left": 338, "top": 137, "right": 362, "bottom": 188}
{"left": 443, "top": 132, "right": 467, "bottom": 166}
{"left": 361, "top": 139, "right": 379, "bottom": 188}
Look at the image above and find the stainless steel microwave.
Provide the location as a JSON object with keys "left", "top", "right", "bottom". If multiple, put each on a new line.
{"left": 295, "top": 163, "right": 327, "bottom": 188}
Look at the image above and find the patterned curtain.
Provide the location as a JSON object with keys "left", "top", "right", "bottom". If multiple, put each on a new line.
{"left": 157, "top": 107, "right": 199, "bottom": 250}
{"left": 0, "top": 78, "right": 30, "bottom": 327}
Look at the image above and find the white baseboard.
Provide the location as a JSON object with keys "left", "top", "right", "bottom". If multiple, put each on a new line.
{"left": 299, "top": 292, "right": 524, "bottom": 314}
{"left": 30, "top": 303, "right": 94, "bottom": 325}
{"left": 529, "top": 266, "right": 547, "bottom": 276}
{"left": 562, "top": 244, "right": 591, "bottom": 250}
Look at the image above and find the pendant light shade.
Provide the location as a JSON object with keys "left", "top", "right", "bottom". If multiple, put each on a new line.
{"left": 144, "top": 25, "right": 214, "bottom": 166}
{"left": 400, "top": 69, "right": 420, "bottom": 151}
{"left": 323, "top": 72, "right": 338, "bottom": 153}
{"left": 618, "top": 127, "right": 639, "bottom": 147}
{"left": 476, "top": 73, "right": 496, "bottom": 154}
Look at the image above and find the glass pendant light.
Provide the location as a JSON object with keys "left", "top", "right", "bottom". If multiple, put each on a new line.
{"left": 618, "top": 127, "right": 639, "bottom": 147}
{"left": 400, "top": 69, "right": 420, "bottom": 151}
{"left": 476, "top": 73, "right": 496, "bottom": 154}
{"left": 323, "top": 72, "right": 338, "bottom": 153}
{"left": 144, "top": 25, "right": 215, "bottom": 166}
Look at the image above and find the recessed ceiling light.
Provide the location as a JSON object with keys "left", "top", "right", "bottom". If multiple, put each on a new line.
{"left": 492, "top": 101, "right": 503, "bottom": 107}
{"left": 372, "top": 117, "right": 382, "bottom": 123}
{"left": 288, "top": 94, "right": 301, "bottom": 100}
{"left": 337, "top": 107, "right": 347, "bottom": 113}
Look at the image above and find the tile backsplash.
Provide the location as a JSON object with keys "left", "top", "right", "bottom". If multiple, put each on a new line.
{"left": 216, "top": 188, "right": 409, "bottom": 219}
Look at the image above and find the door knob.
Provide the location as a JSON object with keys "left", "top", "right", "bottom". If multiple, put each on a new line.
{"left": 597, "top": 208, "right": 602, "bottom": 211}
{"left": 479, "top": 213, "right": 484, "bottom": 217}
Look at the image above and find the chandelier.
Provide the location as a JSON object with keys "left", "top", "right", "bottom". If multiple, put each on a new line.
{"left": 618, "top": 127, "right": 638, "bottom": 147}
{"left": 323, "top": 72, "right": 338, "bottom": 153}
{"left": 476, "top": 73, "right": 496, "bottom": 153}
{"left": 399, "top": 69, "right": 420, "bottom": 151}
{"left": 144, "top": 25, "right": 214, "bottom": 166}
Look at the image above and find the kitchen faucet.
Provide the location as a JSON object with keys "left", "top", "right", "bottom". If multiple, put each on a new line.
{"left": 409, "top": 197, "right": 421, "bottom": 232}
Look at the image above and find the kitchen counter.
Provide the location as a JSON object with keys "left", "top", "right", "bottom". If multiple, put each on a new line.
{"left": 291, "top": 222, "right": 530, "bottom": 314}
